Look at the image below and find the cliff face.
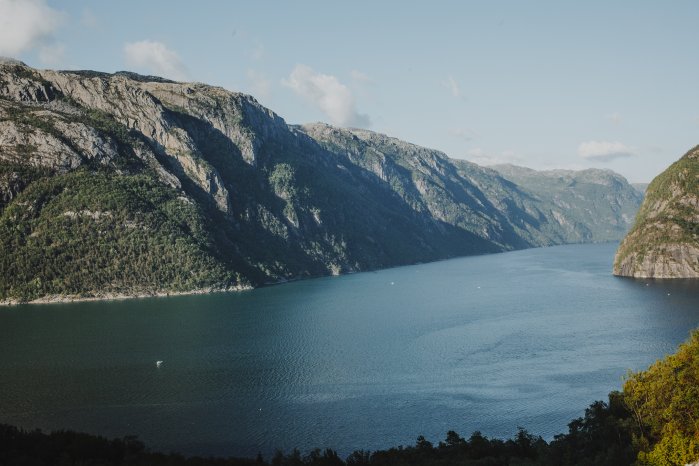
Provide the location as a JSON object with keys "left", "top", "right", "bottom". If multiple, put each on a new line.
{"left": 0, "top": 61, "right": 643, "bottom": 302}
{"left": 302, "top": 125, "right": 643, "bottom": 249}
{"left": 613, "top": 146, "right": 699, "bottom": 278}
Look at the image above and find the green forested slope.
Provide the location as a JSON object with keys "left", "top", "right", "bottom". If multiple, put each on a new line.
{"left": 0, "top": 170, "right": 242, "bottom": 301}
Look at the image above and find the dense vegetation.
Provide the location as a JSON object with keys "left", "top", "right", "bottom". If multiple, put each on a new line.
{"left": 0, "top": 169, "right": 242, "bottom": 301}
{"left": 624, "top": 331, "right": 699, "bottom": 465}
{"left": 0, "top": 395, "right": 636, "bottom": 466}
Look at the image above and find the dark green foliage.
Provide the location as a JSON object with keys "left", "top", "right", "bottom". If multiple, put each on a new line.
{"left": 623, "top": 330, "right": 699, "bottom": 464}
{"left": 0, "top": 385, "right": 656, "bottom": 465}
{"left": 0, "top": 402, "right": 638, "bottom": 466}
{"left": 0, "top": 424, "right": 260, "bottom": 466}
{"left": 0, "top": 163, "right": 50, "bottom": 212}
{"left": 0, "top": 169, "right": 238, "bottom": 302}
{"left": 78, "top": 108, "right": 133, "bottom": 148}
{"left": 2, "top": 105, "right": 59, "bottom": 135}
{"left": 361, "top": 430, "right": 546, "bottom": 466}
{"left": 544, "top": 392, "right": 638, "bottom": 466}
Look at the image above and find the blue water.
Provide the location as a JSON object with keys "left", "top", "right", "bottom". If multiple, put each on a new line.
{"left": 1, "top": 242, "right": 698, "bottom": 458}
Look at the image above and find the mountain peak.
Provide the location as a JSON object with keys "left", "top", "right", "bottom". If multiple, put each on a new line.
{"left": 0, "top": 57, "right": 27, "bottom": 66}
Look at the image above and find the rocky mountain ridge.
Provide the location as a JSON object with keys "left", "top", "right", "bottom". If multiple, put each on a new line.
{"left": 0, "top": 61, "right": 643, "bottom": 302}
{"left": 613, "top": 146, "right": 699, "bottom": 278}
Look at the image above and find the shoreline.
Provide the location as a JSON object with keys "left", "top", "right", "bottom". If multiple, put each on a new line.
{"left": 0, "top": 241, "right": 625, "bottom": 307}
{"left": 0, "top": 284, "right": 253, "bottom": 306}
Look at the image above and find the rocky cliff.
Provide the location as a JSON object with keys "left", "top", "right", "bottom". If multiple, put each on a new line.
{"left": 302, "top": 125, "right": 643, "bottom": 248}
{"left": 613, "top": 146, "right": 699, "bottom": 278}
{"left": 0, "top": 61, "right": 643, "bottom": 302}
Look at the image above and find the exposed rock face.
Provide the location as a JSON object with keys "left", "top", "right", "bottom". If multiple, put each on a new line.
{"left": 613, "top": 146, "right": 699, "bottom": 278}
{"left": 0, "top": 62, "right": 644, "bottom": 302}
{"left": 303, "top": 124, "right": 644, "bottom": 249}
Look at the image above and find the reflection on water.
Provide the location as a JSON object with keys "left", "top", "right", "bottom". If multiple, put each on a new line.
{"left": 1, "top": 242, "right": 698, "bottom": 457}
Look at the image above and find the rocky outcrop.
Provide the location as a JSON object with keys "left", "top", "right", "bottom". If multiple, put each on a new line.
{"left": 614, "top": 146, "right": 699, "bottom": 278}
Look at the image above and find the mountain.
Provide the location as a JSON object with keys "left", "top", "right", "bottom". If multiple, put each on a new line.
{"left": 613, "top": 146, "right": 699, "bottom": 278}
{"left": 631, "top": 182, "right": 649, "bottom": 195}
{"left": 492, "top": 164, "right": 643, "bottom": 243}
{"left": 0, "top": 61, "right": 642, "bottom": 303}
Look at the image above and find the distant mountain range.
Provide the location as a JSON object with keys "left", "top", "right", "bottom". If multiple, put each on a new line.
{"left": 614, "top": 145, "right": 699, "bottom": 278}
{"left": 490, "top": 164, "right": 642, "bottom": 244}
{"left": 0, "top": 60, "right": 642, "bottom": 303}
{"left": 631, "top": 183, "right": 649, "bottom": 194}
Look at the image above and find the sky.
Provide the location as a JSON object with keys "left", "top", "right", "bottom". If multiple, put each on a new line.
{"left": 1, "top": 0, "right": 698, "bottom": 183}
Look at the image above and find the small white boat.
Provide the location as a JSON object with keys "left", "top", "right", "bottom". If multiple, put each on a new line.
{"left": 156, "top": 360, "right": 163, "bottom": 367}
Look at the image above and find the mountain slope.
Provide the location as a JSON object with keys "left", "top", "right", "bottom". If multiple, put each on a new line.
{"left": 613, "top": 146, "right": 699, "bottom": 278}
{"left": 492, "top": 164, "right": 643, "bottom": 243}
{"left": 0, "top": 61, "right": 642, "bottom": 302}
{"left": 302, "top": 125, "right": 642, "bottom": 248}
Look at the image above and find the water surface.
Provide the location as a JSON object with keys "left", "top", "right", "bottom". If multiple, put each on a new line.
{"left": 1, "top": 242, "right": 699, "bottom": 457}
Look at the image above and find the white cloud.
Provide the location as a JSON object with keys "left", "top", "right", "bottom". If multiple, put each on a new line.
{"left": 464, "top": 147, "right": 525, "bottom": 166}
{"left": 0, "top": 0, "right": 64, "bottom": 57}
{"left": 578, "top": 140, "right": 635, "bottom": 162}
{"left": 466, "top": 147, "right": 485, "bottom": 158}
{"left": 38, "top": 43, "right": 65, "bottom": 67}
{"left": 351, "top": 70, "right": 371, "bottom": 83}
{"left": 605, "top": 112, "right": 622, "bottom": 125}
{"left": 250, "top": 42, "right": 264, "bottom": 60}
{"left": 123, "top": 40, "right": 189, "bottom": 81}
{"left": 443, "top": 75, "right": 462, "bottom": 98}
{"left": 450, "top": 127, "right": 478, "bottom": 142}
{"left": 282, "top": 64, "right": 371, "bottom": 128}
{"left": 80, "top": 8, "right": 99, "bottom": 29}
{"left": 246, "top": 69, "right": 271, "bottom": 100}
